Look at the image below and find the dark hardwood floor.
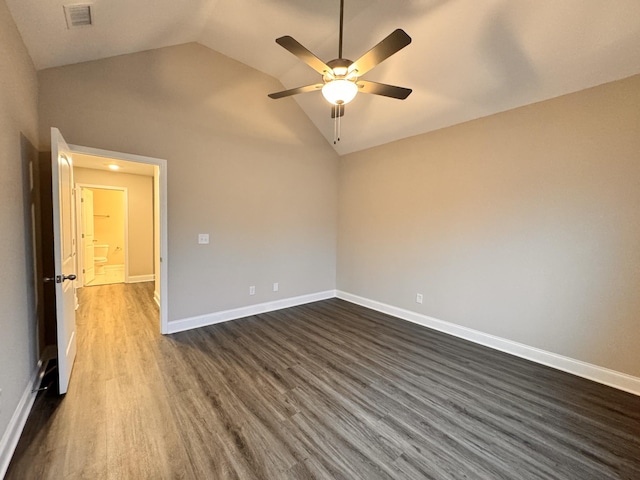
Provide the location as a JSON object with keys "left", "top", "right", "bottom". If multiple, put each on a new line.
{"left": 6, "top": 283, "right": 640, "bottom": 479}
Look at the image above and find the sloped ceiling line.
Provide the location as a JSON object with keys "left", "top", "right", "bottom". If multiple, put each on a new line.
{"left": 6, "top": 0, "right": 640, "bottom": 154}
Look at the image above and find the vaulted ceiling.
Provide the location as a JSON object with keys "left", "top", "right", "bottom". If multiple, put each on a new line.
{"left": 6, "top": 0, "right": 640, "bottom": 154}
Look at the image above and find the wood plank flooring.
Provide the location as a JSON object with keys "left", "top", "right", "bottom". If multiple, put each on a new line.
{"left": 6, "top": 283, "right": 640, "bottom": 479}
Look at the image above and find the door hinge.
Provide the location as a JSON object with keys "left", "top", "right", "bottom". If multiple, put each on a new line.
{"left": 82, "top": 268, "right": 85, "bottom": 273}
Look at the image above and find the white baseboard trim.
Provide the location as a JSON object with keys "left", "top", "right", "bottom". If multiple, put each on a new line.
{"left": 0, "top": 347, "right": 54, "bottom": 478}
{"left": 167, "top": 290, "right": 337, "bottom": 334}
{"left": 104, "top": 264, "right": 124, "bottom": 271}
{"left": 153, "top": 290, "right": 160, "bottom": 308}
{"left": 127, "top": 274, "right": 155, "bottom": 284}
{"left": 337, "top": 291, "right": 640, "bottom": 397}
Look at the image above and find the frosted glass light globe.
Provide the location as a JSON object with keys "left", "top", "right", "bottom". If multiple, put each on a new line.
{"left": 321, "top": 79, "right": 358, "bottom": 105}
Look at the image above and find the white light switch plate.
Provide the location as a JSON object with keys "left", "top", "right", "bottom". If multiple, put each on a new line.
{"left": 198, "top": 233, "right": 209, "bottom": 244}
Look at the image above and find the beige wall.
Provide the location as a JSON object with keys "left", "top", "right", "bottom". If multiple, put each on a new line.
{"left": 75, "top": 168, "right": 154, "bottom": 276}
{"left": 0, "top": 0, "right": 40, "bottom": 447}
{"left": 39, "top": 43, "right": 339, "bottom": 321}
{"left": 338, "top": 74, "right": 640, "bottom": 377}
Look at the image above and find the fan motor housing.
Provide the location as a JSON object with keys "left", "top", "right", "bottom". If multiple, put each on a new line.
{"left": 325, "top": 58, "right": 354, "bottom": 81}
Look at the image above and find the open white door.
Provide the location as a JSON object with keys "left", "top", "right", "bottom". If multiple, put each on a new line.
{"left": 50, "top": 127, "right": 78, "bottom": 394}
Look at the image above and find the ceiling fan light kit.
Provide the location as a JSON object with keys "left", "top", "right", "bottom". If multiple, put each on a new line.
{"left": 268, "top": 0, "right": 412, "bottom": 144}
{"left": 322, "top": 79, "right": 358, "bottom": 105}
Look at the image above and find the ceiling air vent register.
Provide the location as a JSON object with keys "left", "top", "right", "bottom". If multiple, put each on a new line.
{"left": 63, "top": 4, "right": 93, "bottom": 29}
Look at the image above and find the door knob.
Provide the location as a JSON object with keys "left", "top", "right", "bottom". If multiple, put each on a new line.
{"left": 44, "top": 274, "right": 77, "bottom": 283}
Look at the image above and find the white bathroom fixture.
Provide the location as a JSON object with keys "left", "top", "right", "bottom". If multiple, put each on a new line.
{"left": 93, "top": 244, "right": 109, "bottom": 273}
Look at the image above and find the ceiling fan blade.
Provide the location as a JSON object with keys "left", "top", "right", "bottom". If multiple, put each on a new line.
{"left": 268, "top": 83, "right": 323, "bottom": 99}
{"left": 348, "top": 29, "right": 412, "bottom": 76}
{"left": 357, "top": 80, "right": 412, "bottom": 99}
{"left": 276, "top": 36, "right": 332, "bottom": 76}
{"left": 331, "top": 104, "right": 345, "bottom": 118}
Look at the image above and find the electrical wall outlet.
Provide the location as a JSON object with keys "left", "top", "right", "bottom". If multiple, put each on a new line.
{"left": 416, "top": 293, "right": 423, "bottom": 304}
{"left": 249, "top": 286, "right": 256, "bottom": 295}
{"left": 273, "top": 282, "right": 279, "bottom": 292}
{"left": 198, "top": 233, "right": 209, "bottom": 244}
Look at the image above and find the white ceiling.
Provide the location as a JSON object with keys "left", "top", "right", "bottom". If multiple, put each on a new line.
{"left": 73, "top": 152, "right": 155, "bottom": 177}
{"left": 6, "top": 0, "right": 640, "bottom": 154}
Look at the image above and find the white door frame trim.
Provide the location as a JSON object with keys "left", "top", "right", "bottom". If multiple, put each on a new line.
{"left": 69, "top": 144, "right": 169, "bottom": 334}
{"left": 75, "top": 184, "right": 129, "bottom": 286}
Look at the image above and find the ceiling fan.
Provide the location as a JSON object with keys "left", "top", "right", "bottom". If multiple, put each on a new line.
{"left": 268, "top": 0, "right": 412, "bottom": 143}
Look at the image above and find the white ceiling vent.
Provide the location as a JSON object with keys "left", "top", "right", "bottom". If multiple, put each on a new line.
{"left": 63, "top": 4, "right": 93, "bottom": 29}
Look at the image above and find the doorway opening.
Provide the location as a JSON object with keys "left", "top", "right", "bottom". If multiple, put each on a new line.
{"left": 69, "top": 144, "right": 168, "bottom": 334}
{"left": 76, "top": 185, "right": 127, "bottom": 286}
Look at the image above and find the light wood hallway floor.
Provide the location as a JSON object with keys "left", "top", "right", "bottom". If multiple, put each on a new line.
{"left": 6, "top": 283, "right": 640, "bottom": 479}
